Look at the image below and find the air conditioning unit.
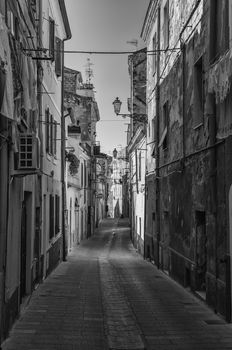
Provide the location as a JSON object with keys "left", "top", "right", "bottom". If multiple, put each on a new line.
{"left": 12, "top": 134, "right": 40, "bottom": 175}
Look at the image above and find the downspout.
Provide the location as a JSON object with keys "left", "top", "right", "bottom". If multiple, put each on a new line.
{"left": 59, "top": 0, "right": 72, "bottom": 261}
{"left": 143, "top": 134, "right": 147, "bottom": 259}
{"left": 61, "top": 39, "right": 67, "bottom": 261}
{"left": 38, "top": 0, "right": 43, "bottom": 281}
{"left": 181, "top": 42, "right": 186, "bottom": 163}
{"left": 155, "top": 6, "right": 161, "bottom": 268}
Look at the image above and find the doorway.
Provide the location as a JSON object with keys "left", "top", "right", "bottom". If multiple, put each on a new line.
{"left": 195, "top": 210, "right": 207, "bottom": 298}
{"left": 20, "top": 200, "right": 27, "bottom": 302}
{"left": 229, "top": 186, "right": 232, "bottom": 320}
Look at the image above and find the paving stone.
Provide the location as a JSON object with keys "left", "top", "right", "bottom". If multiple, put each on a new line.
{"left": 2, "top": 218, "right": 232, "bottom": 350}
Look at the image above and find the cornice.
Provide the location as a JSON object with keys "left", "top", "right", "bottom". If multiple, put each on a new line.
{"left": 127, "top": 126, "right": 146, "bottom": 154}
{"left": 58, "top": 0, "right": 72, "bottom": 40}
{"left": 141, "top": 0, "right": 159, "bottom": 42}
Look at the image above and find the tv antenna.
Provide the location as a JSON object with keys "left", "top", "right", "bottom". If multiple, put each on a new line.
{"left": 85, "top": 58, "right": 94, "bottom": 84}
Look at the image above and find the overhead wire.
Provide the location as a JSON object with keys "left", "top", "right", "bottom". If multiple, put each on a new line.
{"left": 22, "top": 48, "right": 181, "bottom": 55}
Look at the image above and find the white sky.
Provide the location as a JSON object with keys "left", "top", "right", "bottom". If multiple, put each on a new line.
{"left": 64, "top": 0, "right": 150, "bottom": 154}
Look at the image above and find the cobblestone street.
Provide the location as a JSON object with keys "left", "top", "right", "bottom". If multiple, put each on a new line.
{"left": 2, "top": 218, "right": 232, "bottom": 350}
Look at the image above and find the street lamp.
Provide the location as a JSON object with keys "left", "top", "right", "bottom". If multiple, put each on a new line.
{"left": 112, "top": 97, "right": 148, "bottom": 123}
{"left": 112, "top": 97, "right": 129, "bottom": 118}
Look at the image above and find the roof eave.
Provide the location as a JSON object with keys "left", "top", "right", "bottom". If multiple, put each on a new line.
{"left": 58, "top": 0, "right": 72, "bottom": 40}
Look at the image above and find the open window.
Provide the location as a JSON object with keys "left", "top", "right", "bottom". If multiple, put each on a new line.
{"left": 193, "top": 57, "right": 204, "bottom": 128}
{"left": 49, "top": 17, "right": 55, "bottom": 61}
{"left": 159, "top": 101, "right": 169, "bottom": 150}
{"left": 163, "top": 0, "right": 169, "bottom": 50}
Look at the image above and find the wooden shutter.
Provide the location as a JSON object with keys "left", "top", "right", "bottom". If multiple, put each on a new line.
{"left": 53, "top": 121, "right": 57, "bottom": 156}
{"left": 50, "top": 114, "right": 53, "bottom": 154}
{"left": 49, "top": 17, "right": 55, "bottom": 61}
{"left": 45, "top": 108, "right": 49, "bottom": 152}
{"left": 49, "top": 195, "right": 54, "bottom": 239}
{"left": 55, "top": 37, "right": 62, "bottom": 76}
{"left": 55, "top": 195, "right": 60, "bottom": 235}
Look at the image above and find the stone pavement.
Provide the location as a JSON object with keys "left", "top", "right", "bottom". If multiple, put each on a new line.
{"left": 2, "top": 218, "right": 232, "bottom": 350}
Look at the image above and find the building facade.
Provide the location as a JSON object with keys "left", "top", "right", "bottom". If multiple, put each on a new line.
{"left": 0, "top": 0, "right": 71, "bottom": 341}
{"left": 64, "top": 66, "right": 100, "bottom": 246}
{"left": 127, "top": 49, "right": 147, "bottom": 255}
{"left": 142, "top": 0, "right": 232, "bottom": 320}
{"left": 108, "top": 148, "right": 129, "bottom": 219}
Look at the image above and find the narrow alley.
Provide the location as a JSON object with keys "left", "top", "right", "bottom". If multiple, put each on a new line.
{"left": 2, "top": 218, "right": 232, "bottom": 350}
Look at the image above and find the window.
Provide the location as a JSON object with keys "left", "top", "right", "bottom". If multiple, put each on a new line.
{"left": 152, "top": 117, "right": 156, "bottom": 141}
{"left": 193, "top": 57, "right": 204, "bottom": 128}
{"left": 84, "top": 160, "right": 87, "bottom": 187}
{"left": 159, "top": 101, "right": 169, "bottom": 150}
{"left": 138, "top": 152, "right": 142, "bottom": 181}
{"left": 0, "top": 0, "right": 5, "bottom": 16}
{"left": 151, "top": 117, "right": 156, "bottom": 157}
{"left": 6, "top": 8, "right": 18, "bottom": 37}
{"left": 152, "top": 33, "right": 157, "bottom": 74}
{"left": 163, "top": 0, "right": 169, "bottom": 50}
{"left": 49, "top": 195, "right": 54, "bottom": 239}
{"left": 55, "top": 37, "right": 62, "bottom": 76}
{"left": 27, "top": 0, "right": 37, "bottom": 26}
{"left": 81, "top": 163, "right": 84, "bottom": 188}
{"left": 45, "top": 108, "right": 57, "bottom": 155}
{"left": 55, "top": 195, "right": 60, "bottom": 235}
{"left": 53, "top": 120, "right": 57, "bottom": 156}
{"left": 139, "top": 217, "right": 141, "bottom": 236}
{"left": 50, "top": 114, "right": 54, "bottom": 155}
{"left": 49, "top": 17, "right": 55, "bottom": 61}
{"left": 45, "top": 108, "right": 49, "bottom": 152}
{"left": 209, "top": 0, "right": 229, "bottom": 62}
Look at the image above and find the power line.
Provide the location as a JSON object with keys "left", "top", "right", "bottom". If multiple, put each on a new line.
{"left": 22, "top": 48, "right": 181, "bottom": 55}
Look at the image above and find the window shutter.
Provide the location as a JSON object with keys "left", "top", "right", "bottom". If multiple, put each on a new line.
{"left": 55, "top": 37, "right": 62, "bottom": 76}
{"left": 49, "top": 17, "right": 55, "bottom": 61}
{"left": 45, "top": 108, "right": 49, "bottom": 152}
{"left": 53, "top": 121, "right": 57, "bottom": 156}
{"left": 49, "top": 195, "right": 54, "bottom": 239}
{"left": 50, "top": 114, "right": 53, "bottom": 154}
{"left": 55, "top": 195, "right": 60, "bottom": 235}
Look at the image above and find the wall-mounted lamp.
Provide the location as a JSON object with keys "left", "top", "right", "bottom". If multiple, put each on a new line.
{"left": 112, "top": 97, "right": 148, "bottom": 124}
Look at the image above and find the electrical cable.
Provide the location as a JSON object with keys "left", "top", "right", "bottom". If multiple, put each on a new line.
{"left": 22, "top": 48, "right": 181, "bottom": 55}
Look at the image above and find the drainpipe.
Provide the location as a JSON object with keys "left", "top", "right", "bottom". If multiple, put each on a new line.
{"left": 143, "top": 141, "right": 147, "bottom": 260}
{"left": 37, "top": 0, "right": 44, "bottom": 281}
{"left": 61, "top": 39, "right": 67, "bottom": 261}
{"left": 155, "top": 6, "right": 161, "bottom": 268}
{"left": 58, "top": 0, "right": 72, "bottom": 262}
{"left": 181, "top": 42, "right": 186, "bottom": 163}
